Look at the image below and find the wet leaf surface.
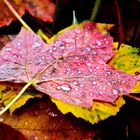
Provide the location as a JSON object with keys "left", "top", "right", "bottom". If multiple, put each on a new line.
{"left": 0, "top": 22, "right": 138, "bottom": 109}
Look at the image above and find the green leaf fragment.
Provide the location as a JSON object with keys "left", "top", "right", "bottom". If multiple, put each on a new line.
{"left": 110, "top": 43, "right": 140, "bottom": 75}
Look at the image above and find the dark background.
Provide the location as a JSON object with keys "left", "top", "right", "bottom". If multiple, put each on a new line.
{"left": 53, "top": 0, "right": 140, "bottom": 48}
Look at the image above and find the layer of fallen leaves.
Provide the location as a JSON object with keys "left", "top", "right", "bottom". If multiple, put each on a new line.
{"left": 52, "top": 43, "right": 140, "bottom": 124}
{"left": 52, "top": 96, "right": 125, "bottom": 124}
{"left": 0, "top": 82, "right": 43, "bottom": 114}
{"left": 0, "top": 97, "right": 97, "bottom": 140}
{"left": 0, "top": 22, "right": 138, "bottom": 107}
{"left": 0, "top": 22, "right": 140, "bottom": 125}
{"left": 0, "top": 0, "right": 55, "bottom": 27}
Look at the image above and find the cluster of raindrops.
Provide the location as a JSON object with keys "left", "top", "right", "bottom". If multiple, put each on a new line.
{"left": 0, "top": 22, "right": 138, "bottom": 108}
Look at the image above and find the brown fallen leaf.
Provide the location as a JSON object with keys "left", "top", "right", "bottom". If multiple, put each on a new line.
{"left": 0, "top": 123, "right": 27, "bottom": 140}
{"left": 0, "top": 96, "right": 98, "bottom": 140}
{"left": 0, "top": 0, "right": 55, "bottom": 27}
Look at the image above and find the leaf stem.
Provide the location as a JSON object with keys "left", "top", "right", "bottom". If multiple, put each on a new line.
{"left": 0, "top": 80, "right": 34, "bottom": 116}
{"left": 125, "top": 94, "right": 140, "bottom": 102}
{"left": 37, "top": 29, "right": 50, "bottom": 44}
{"left": 2, "top": 0, "right": 33, "bottom": 32}
{"left": 90, "top": 0, "right": 101, "bottom": 21}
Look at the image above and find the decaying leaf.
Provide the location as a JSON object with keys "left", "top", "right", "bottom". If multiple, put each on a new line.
{"left": 0, "top": 97, "right": 98, "bottom": 139}
{"left": 0, "top": 0, "right": 55, "bottom": 27}
{"left": 0, "top": 82, "right": 43, "bottom": 114}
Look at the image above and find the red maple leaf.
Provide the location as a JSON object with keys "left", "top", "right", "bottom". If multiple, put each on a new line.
{"left": 0, "top": 0, "right": 55, "bottom": 27}
{"left": 0, "top": 22, "right": 138, "bottom": 108}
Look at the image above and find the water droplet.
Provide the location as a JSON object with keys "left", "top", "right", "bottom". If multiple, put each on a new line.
{"left": 106, "top": 71, "right": 112, "bottom": 75}
{"left": 19, "top": 50, "right": 25, "bottom": 55}
{"left": 32, "top": 42, "right": 41, "bottom": 49}
{"left": 113, "top": 89, "right": 118, "bottom": 95}
{"left": 60, "top": 46, "right": 65, "bottom": 49}
{"left": 93, "top": 81, "right": 96, "bottom": 85}
{"left": 78, "top": 70, "right": 82, "bottom": 74}
{"left": 3, "top": 55, "right": 8, "bottom": 60}
{"left": 39, "top": 105, "right": 43, "bottom": 109}
{"left": 57, "top": 85, "right": 71, "bottom": 92}
{"left": 95, "top": 66, "right": 99, "bottom": 69}
{"left": 106, "top": 40, "right": 109, "bottom": 44}
{"left": 44, "top": 136, "right": 48, "bottom": 140}
{"left": 49, "top": 50, "right": 52, "bottom": 53}
{"left": 61, "top": 85, "right": 71, "bottom": 92}
{"left": 88, "top": 68, "right": 92, "bottom": 72}
{"left": 93, "top": 51, "right": 97, "bottom": 55}
{"left": 75, "top": 28, "right": 81, "bottom": 33}
{"left": 53, "top": 47, "right": 57, "bottom": 50}
{"left": 17, "top": 42, "right": 21, "bottom": 46}
{"left": 34, "top": 136, "right": 38, "bottom": 140}
{"left": 87, "top": 63, "right": 91, "bottom": 66}
{"left": 0, "top": 107, "right": 4, "bottom": 110}
{"left": 70, "top": 46, "right": 74, "bottom": 49}
{"left": 85, "top": 47, "right": 91, "bottom": 52}
{"left": 73, "top": 81, "right": 78, "bottom": 85}
{"left": 118, "top": 88, "right": 123, "bottom": 93}
{"left": 107, "top": 82, "right": 111, "bottom": 86}
{"left": 99, "top": 92, "right": 102, "bottom": 95}
{"left": 13, "top": 54, "right": 17, "bottom": 58}
{"left": 0, "top": 118, "right": 4, "bottom": 122}
{"left": 96, "top": 40, "right": 102, "bottom": 46}
{"left": 34, "top": 123, "right": 37, "bottom": 126}
{"left": 75, "top": 88, "right": 79, "bottom": 91}
{"left": 42, "top": 76, "right": 46, "bottom": 80}
{"left": 57, "top": 86, "right": 61, "bottom": 90}
{"left": 79, "top": 84, "right": 83, "bottom": 87}
{"left": 4, "top": 47, "right": 12, "bottom": 51}
{"left": 48, "top": 112, "right": 58, "bottom": 117}
{"left": 64, "top": 38, "right": 74, "bottom": 43}
{"left": 74, "top": 56, "right": 79, "bottom": 60}
{"left": 77, "top": 63, "right": 81, "bottom": 66}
